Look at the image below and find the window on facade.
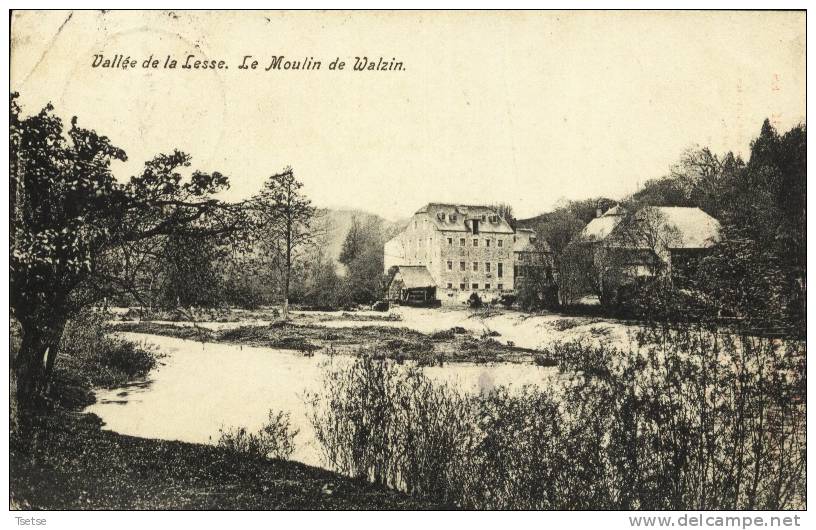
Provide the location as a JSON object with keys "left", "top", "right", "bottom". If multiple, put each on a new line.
{"left": 472, "top": 283, "right": 479, "bottom": 290}
{"left": 485, "top": 283, "right": 491, "bottom": 290}
{"left": 472, "top": 262, "right": 478, "bottom": 271}
{"left": 473, "top": 238, "right": 479, "bottom": 247}
{"left": 447, "top": 282, "right": 453, "bottom": 289}
{"left": 497, "top": 239, "right": 503, "bottom": 247}
{"left": 498, "top": 283, "right": 504, "bottom": 291}
{"left": 514, "top": 264, "right": 518, "bottom": 277}
{"left": 485, "top": 262, "right": 491, "bottom": 273}
{"left": 447, "top": 237, "right": 453, "bottom": 245}
{"left": 460, "top": 283, "right": 466, "bottom": 291}
{"left": 497, "top": 263, "right": 503, "bottom": 277}
{"left": 459, "top": 261, "right": 466, "bottom": 271}
{"left": 486, "top": 239, "right": 491, "bottom": 247}
{"left": 460, "top": 238, "right": 466, "bottom": 246}
{"left": 447, "top": 261, "right": 452, "bottom": 271}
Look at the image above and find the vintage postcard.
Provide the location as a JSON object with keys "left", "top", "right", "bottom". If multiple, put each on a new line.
{"left": 8, "top": 8, "right": 807, "bottom": 520}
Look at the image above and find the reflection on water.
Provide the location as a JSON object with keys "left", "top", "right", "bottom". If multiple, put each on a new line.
{"left": 85, "top": 332, "right": 558, "bottom": 468}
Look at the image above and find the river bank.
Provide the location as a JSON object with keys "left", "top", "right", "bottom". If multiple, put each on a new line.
{"left": 10, "top": 410, "right": 434, "bottom": 509}
{"left": 113, "top": 305, "right": 639, "bottom": 353}
{"left": 9, "top": 314, "right": 437, "bottom": 510}
{"left": 111, "top": 311, "right": 567, "bottom": 366}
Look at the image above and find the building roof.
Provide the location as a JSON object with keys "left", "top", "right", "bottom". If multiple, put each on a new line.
{"left": 646, "top": 206, "right": 721, "bottom": 249}
{"left": 393, "top": 265, "right": 436, "bottom": 288}
{"left": 582, "top": 215, "right": 624, "bottom": 241}
{"left": 415, "top": 203, "right": 515, "bottom": 234}
{"left": 581, "top": 205, "right": 719, "bottom": 249}
{"left": 513, "top": 228, "right": 551, "bottom": 253}
{"left": 602, "top": 205, "right": 627, "bottom": 217}
{"left": 580, "top": 204, "right": 628, "bottom": 241}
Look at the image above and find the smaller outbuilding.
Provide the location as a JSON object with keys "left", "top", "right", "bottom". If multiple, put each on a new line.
{"left": 386, "top": 265, "right": 438, "bottom": 306}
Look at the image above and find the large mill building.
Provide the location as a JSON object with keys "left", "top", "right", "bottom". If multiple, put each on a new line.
{"left": 384, "top": 203, "right": 546, "bottom": 305}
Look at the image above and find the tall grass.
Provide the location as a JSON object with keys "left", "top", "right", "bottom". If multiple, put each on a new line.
{"left": 306, "top": 328, "right": 805, "bottom": 509}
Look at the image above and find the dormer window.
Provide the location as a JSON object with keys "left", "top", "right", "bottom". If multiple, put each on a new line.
{"left": 437, "top": 212, "right": 446, "bottom": 221}
{"left": 449, "top": 213, "right": 458, "bottom": 222}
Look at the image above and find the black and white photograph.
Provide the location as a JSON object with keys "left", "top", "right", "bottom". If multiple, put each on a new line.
{"left": 6, "top": 6, "right": 809, "bottom": 522}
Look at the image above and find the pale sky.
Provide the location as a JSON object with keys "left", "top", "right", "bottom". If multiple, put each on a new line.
{"left": 11, "top": 10, "right": 805, "bottom": 220}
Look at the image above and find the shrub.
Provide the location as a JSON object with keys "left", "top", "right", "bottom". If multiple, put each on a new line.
{"left": 216, "top": 410, "right": 299, "bottom": 460}
{"left": 59, "top": 310, "right": 159, "bottom": 388}
{"left": 430, "top": 329, "right": 455, "bottom": 341}
{"left": 551, "top": 318, "right": 581, "bottom": 331}
{"left": 306, "top": 357, "right": 473, "bottom": 503}
{"left": 533, "top": 354, "right": 557, "bottom": 367}
{"left": 467, "top": 293, "right": 482, "bottom": 309}
{"left": 308, "top": 328, "right": 806, "bottom": 510}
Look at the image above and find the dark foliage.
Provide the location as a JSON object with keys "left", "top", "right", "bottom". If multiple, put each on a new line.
{"left": 309, "top": 328, "right": 805, "bottom": 509}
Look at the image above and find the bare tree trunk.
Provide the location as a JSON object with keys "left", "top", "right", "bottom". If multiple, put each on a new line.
{"left": 13, "top": 326, "right": 48, "bottom": 411}
{"left": 283, "top": 212, "right": 292, "bottom": 319}
{"left": 282, "top": 262, "right": 290, "bottom": 319}
{"left": 13, "top": 316, "right": 68, "bottom": 414}
{"left": 42, "top": 320, "right": 67, "bottom": 391}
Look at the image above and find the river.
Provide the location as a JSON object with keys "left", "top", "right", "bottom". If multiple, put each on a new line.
{"left": 85, "top": 331, "right": 559, "bottom": 468}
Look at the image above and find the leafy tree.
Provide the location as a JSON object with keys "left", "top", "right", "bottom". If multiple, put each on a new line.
{"left": 535, "top": 209, "right": 585, "bottom": 258}
{"left": 565, "top": 197, "right": 617, "bottom": 224}
{"left": 490, "top": 202, "right": 517, "bottom": 229}
{"left": 339, "top": 215, "right": 367, "bottom": 266}
{"left": 631, "top": 176, "right": 693, "bottom": 209}
{"left": 218, "top": 250, "right": 274, "bottom": 309}
{"left": 338, "top": 215, "right": 388, "bottom": 304}
{"left": 631, "top": 147, "right": 744, "bottom": 219}
{"left": 698, "top": 120, "right": 806, "bottom": 334}
{"left": 697, "top": 236, "right": 788, "bottom": 326}
{"left": 515, "top": 266, "right": 557, "bottom": 311}
{"left": 556, "top": 240, "right": 596, "bottom": 307}
{"left": 160, "top": 230, "right": 225, "bottom": 307}
{"left": 251, "top": 167, "right": 316, "bottom": 319}
{"left": 300, "top": 247, "right": 344, "bottom": 309}
{"left": 10, "top": 93, "right": 239, "bottom": 408}
{"left": 520, "top": 207, "right": 586, "bottom": 308}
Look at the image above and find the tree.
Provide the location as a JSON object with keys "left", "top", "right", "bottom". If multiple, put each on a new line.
{"left": 339, "top": 215, "right": 387, "bottom": 304}
{"left": 535, "top": 209, "right": 585, "bottom": 258}
{"left": 10, "top": 94, "right": 240, "bottom": 409}
{"left": 160, "top": 230, "right": 225, "bottom": 307}
{"left": 490, "top": 202, "right": 517, "bottom": 229}
{"left": 556, "top": 240, "right": 596, "bottom": 307}
{"left": 300, "top": 246, "right": 344, "bottom": 309}
{"left": 515, "top": 265, "right": 557, "bottom": 311}
{"left": 339, "top": 215, "right": 367, "bottom": 266}
{"left": 565, "top": 197, "right": 617, "bottom": 224}
{"left": 632, "top": 146, "right": 744, "bottom": 219}
{"left": 577, "top": 207, "right": 684, "bottom": 313}
{"left": 698, "top": 120, "right": 806, "bottom": 334}
{"left": 251, "top": 167, "right": 316, "bottom": 319}
{"left": 526, "top": 207, "right": 586, "bottom": 308}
